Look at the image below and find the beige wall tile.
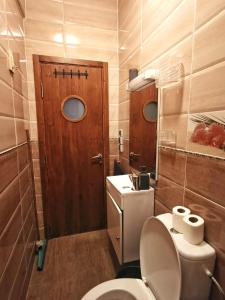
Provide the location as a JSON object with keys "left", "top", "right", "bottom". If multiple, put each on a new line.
{"left": 0, "top": 48, "right": 12, "bottom": 85}
{"left": 119, "top": 100, "right": 129, "bottom": 121}
{"left": 193, "top": 11, "right": 225, "bottom": 72}
{"left": 0, "top": 80, "right": 14, "bottom": 117}
{"left": 15, "top": 119, "right": 26, "bottom": 144}
{"left": 64, "top": 2, "right": 117, "bottom": 30}
{"left": 0, "top": 12, "right": 8, "bottom": 51}
{"left": 28, "top": 101, "right": 37, "bottom": 122}
{"left": 0, "top": 117, "right": 16, "bottom": 151}
{"left": 108, "top": 68, "right": 119, "bottom": 86}
{"left": 119, "top": 23, "right": 141, "bottom": 64}
{"left": 119, "top": 49, "right": 141, "bottom": 84}
{"left": 26, "top": 0, "right": 63, "bottom": 24}
{"left": 65, "top": 46, "right": 118, "bottom": 67}
{"left": 25, "top": 19, "right": 64, "bottom": 44}
{"left": 25, "top": 39, "right": 65, "bottom": 59}
{"left": 109, "top": 104, "right": 118, "bottom": 121}
{"left": 161, "top": 78, "right": 190, "bottom": 116}
{"left": 190, "top": 62, "right": 225, "bottom": 113}
{"left": 196, "top": 0, "right": 225, "bottom": 28}
{"left": 14, "top": 91, "right": 24, "bottom": 119}
{"left": 141, "top": 0, "right": 194, "bottom": 65}
{"left": 109, "top": 121, "right": 118, "bottom": 139}
{"left": 119, "top": 82, "right": 129, "bottom": 103}
{"left": 142, "top": 0, "right": 182, "bottom": 42}
{"left": 160, "top": 114, "right": 188, "bottom": 149}
{"left": 109, "top": 85, "right": 119, "bottom": 105}
{"left": 64, "top": 23, "right": 117, "bottom": 50}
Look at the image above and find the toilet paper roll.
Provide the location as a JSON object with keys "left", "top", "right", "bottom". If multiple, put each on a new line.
{"left": 183, "top": 214, "right": 204, "bottom": 245}
{"left": 172, "top": 206, "right": 191, "bottom": 233}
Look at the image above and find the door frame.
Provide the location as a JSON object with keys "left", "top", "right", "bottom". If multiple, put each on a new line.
{"left": 33, "top": 55, "right": 109, "bottom": 238}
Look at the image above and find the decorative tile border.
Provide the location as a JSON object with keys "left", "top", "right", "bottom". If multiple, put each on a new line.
{"left": 159, "top": 145, "right": 225, "bottom": 161}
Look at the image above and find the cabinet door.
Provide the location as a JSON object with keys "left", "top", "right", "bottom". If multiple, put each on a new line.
{"left": 107, "top": 192, "right": 122, "bottom": 264}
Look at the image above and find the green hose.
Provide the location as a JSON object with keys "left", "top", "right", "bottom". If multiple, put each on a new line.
{"left": 37, "top": 239, "right": 47, "bottom": 271}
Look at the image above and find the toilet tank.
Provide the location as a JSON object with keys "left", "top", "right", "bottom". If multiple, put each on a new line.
{"left": 157, "top": 213, "right": 216, "bottom": 300}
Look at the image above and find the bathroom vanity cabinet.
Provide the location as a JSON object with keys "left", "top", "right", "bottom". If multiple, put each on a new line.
{"left": 106, "top": 175, "right": 154, "bottom": 264}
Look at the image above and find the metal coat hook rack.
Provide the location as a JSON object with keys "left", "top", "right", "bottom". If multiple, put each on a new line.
{"left": 53, "top": 69, "right": 88, "bottom": 79}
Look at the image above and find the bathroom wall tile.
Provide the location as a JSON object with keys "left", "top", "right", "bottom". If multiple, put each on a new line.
{"left": 64, "top": 24, "right": 117, "bottom": 50}
{"left": 109, "top": 121, "right": 118, "bottom": 139}
{"left": 108, "top": 68, "right": 119, "bottom": 86}
{"left": 195, "top": 0, "right": 225, "bottom": 28}
{"left": 19, "top": 166, "right": 30, "bottom": 198}
{"left": 13, "top": 91, "right": 24, "bottom": 119}
{"left": 37, "top": 211, "right": 44, "bottom": 228}
{"left": 0, "top": 80, "right": 14, "bottom": 117}
{"left": 0, "top": 117, "right": 16, "bottom": 151}
{"left": 141, "top": 0, "right": 194, "bottom": 65}
{"left": 64, "top": 0, "right": 117, "bottom": 11}
{"left": 0, "top": 48, "right": 12, "bottom": 85}
{"left": 21, "top": 187, "right": 32, "bottom": 222}
{"left": 121, "top": 139, "right": 129, "bottom": 161}
{"left": 15, "top": 118, "right": 26, "bottom": 144}
{"left": 0, "top": 177, "right": 20, "bottom": 234}
{"left": 190, "top": 62, "right": 225, "bottom": 113}
{"left": 0, "top": 229, "right": 24, "bottom": 300}
{"left": 154, "top": 199, "right": 170, "bottom": 216}
{"left": 64, "top": 2, "right": 117, "bottom": 30}
{"left": 119, "top": 82, "right": 129, "bottom": 103}
{"left": 119, "top": 23, "right": 141, "bottom": 64}
{"left": 119, "top": 0, "right": 140, "bottom": 46}
{"left": 30, "top": 121, "right": 38, "bottom": 140}
{"left": 193, "top": 11, "right": 225, "bottom": 72}
{"left": 158, "top": 149, "right": 186, "bottom": 186}
{"left": 142, "top": 0, "right": 182, "bottom": 42}
{"left": 25, "top": 39, "right": 65, "bottom": 61}
{"left": 160, "top": 114, "right": 188, "bottom": 149}
{"left": 25, "top": 19, "right": 64, "bottom": 44}
{"left": 109, "top": 104, "right": 118, "bottom": 122}
{"left": 23, "top": 206, "right": 35, "bottom": 241}
{"left": 184, "top": 189, "right": 225, "bottom": 252}
{"left": 156, "top": 175, "right": 184, "bottom": 210}
{"left": 161, "top": 78, "right": 190, "bottom": 116}
{"left": 28, "top": 101, "right": 37, "bottom": 121}
{"left": 109, "top": 85, "right": 119, "bottom": 105}
{"left": 17, "top": 144, "right": 28, "bottom": 172}
{"left": 26, "top": 0, "right": 63, "bottom": 24}
{"left": 12, "top": 70, "right": 23, "bottom": 96}
{"left": 0, "top": 12, "right": 8, "bottom": 51}
{"left": 186, "top": 155, "right": 225, "bottom": 208}
{"left": 0, "top": 204, "right": 22, "bottom": 277}
{"left": 0, "top": 150, "right": 18, "bottom": 193}
{"left": 109, "top": 138, "right": 118, "bottom": 156}
{"left": 119, "top": 100, "right": 129, "bottom": 121}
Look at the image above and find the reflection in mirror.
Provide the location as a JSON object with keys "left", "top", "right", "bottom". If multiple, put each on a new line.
{"left": 129, "top": 84, "right": 158, "bottom": 173}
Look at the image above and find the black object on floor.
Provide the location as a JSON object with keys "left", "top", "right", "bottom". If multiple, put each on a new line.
{"left": 116, "top": 261, "right": 141, "bottom": 279}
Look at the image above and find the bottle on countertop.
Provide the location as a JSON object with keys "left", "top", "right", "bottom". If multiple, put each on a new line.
{"left": 138, "top": 166, "right": 150, "bottom": 190}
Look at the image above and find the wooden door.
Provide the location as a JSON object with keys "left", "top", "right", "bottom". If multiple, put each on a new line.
{"left": 33, "top": 56, "right": 109, "bottom": 239}
{"left": 129, "top": 84, "right": 158, "bottom": 172}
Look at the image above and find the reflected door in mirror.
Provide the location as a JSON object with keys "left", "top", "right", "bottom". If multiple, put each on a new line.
{"left": 129, "top": 84, "right": 158, "bottom": 172}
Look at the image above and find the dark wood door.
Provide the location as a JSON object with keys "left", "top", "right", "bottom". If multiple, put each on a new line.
{"left": 129, "top": 84, "right": 158, "bottom": 172}
{"left": 34, "top": 57, "right": 108, "bottom": 238}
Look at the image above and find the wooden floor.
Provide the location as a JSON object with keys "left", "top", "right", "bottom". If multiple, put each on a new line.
{"left": 26, "top": 230, "right": 117, "bottom": 300}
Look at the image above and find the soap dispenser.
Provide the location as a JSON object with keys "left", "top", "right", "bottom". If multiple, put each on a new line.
{"left": 138, "top": 166, "right": 150, "bottom": 190}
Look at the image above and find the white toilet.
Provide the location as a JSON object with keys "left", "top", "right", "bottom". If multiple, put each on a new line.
{"left": 82, "top": 213, "right": 215, "bottom": 300}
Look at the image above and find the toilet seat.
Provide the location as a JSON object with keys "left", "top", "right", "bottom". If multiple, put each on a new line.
{"left": 82, "top": 217, "right": 181, "bottom": 300}
{"left": 82, "top": 278, "right": 155, "bottom": 300}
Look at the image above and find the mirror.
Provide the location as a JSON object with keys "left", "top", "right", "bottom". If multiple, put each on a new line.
{"left": 129, "top": 84, "right": 158, "bottom": 173}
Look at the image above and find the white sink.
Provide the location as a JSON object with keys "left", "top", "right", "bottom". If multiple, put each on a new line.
{"left": 106, "top": 174, "right": 154, "bottom": 209}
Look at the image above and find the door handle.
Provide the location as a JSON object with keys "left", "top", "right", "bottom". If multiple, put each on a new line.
{"left": 90, "top": 153, "right": 103, "bottom": 164}
{"left": 129, "top": 152, "right": 140, "bottom": 160}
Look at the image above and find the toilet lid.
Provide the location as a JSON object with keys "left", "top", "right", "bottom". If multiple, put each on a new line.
{"left": 140, "top": 217, "right": 181, "bottom": 300}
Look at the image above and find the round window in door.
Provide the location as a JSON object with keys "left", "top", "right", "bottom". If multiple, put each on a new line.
{"left": 143, "top": 100, "right": 158, "bottom": 122}
{"left": 61, "top": 95, "right": 87, "bottom": 122}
